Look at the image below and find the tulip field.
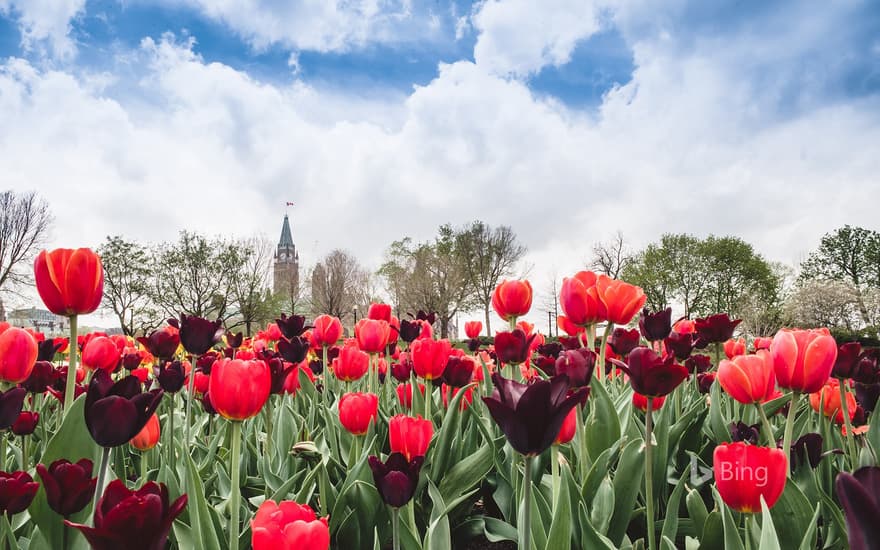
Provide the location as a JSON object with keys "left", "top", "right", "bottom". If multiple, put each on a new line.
{"left": 1, "top": 248, "right": 879, "bottom": 550}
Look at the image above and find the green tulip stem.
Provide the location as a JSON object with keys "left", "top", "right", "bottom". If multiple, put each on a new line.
{"left": 229, "top": 421, "right": 243, "bottom": 550}
{"left": 92, "top": 446, "right": 111, "bottom": 524}
{"left": 0, "top": 433, "right": 5, "bottom": 471}
{"left": 265, "top": 397, "right": 274, "bottom": 462}
{"left": 509, "top": 317, "right": 517, "bottom": 332}
{"left": 755, "top": 403, "right": 775, "bottom": 447}
{"left": 645, "top": 398, "right": 656, "bottom": 550}
{"left": 838, "top": 380, "right": 859, "bottom": 467}
{"left": 424, "top": 382, "right": 432, "bottom": 422}
{"left": 323, "top": 345, "right": 331, "bottom": 406}
{"left": 782, "top": 392, "right": 800, "bottom": 474}
{"left": 184, "top": 355, "right": 197, "bottom": 448}
{"left": 62, "top": 522, "right": 69, "bottom": 550}
{"left": 167, "top": 395, "right": 175, "bottom": 467}
{"left": 550, "top": 445, "right": 560, "bottom": 512}
{"left": 64, "top": 315, "right": 78, "bottom": 417}
{"left": 713, "top": 343, "right": 722, "bottom": 369}
{"left": 744, "top": 514, "right": 752, "bottom": 550}
{"left": 521, "top": 455, "right": 533, "bottom": 550}
{"left": 391, "top": 507, "right": 401, "bottom": 550}
{"left": 140, "top": 450, "right": 149, "bottom": 485}
{"left": 20, "top": 435, "right": 27, "bottom": 471}
{"left": 598, "top": 322, "right": 613, "bottom": 385}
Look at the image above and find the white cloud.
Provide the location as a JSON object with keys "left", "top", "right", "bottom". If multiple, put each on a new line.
{"left": 2, "top": 1, "right": 879, "bottom": 331}
{"left": 472, "top": 0, "right": 607, "bottom": 76}
{"left": 0, "top": 0, "right": 85, "bottom": 59}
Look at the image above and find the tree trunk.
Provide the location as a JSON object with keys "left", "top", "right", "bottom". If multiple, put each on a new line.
{"left": 245, "top": 321, "right": 252, "bottom": 338}
{"left": 484, "top": 306, "right": 491, "bottom": 337}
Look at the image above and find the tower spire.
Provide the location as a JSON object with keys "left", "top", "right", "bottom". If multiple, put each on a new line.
{"left": 279, "top": 214, "right": 294, "bottom": 248}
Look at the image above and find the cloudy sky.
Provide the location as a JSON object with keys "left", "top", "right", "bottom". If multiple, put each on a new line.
{"left": 2, "top": 0, "right": 879, "bottom": 328}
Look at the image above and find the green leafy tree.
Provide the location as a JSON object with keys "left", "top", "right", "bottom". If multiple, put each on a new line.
{"left": 799, "top": 225, "right": 880, "bottom": 324}
{"left": 98, "top": 235, "right": 161, "bottom": 336}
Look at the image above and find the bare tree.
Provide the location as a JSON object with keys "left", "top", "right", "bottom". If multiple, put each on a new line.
{"left": 539, "top": 269, "right": 560, "bottom": 337}
{"left": 310, "top": 249, "right": 371, "bottom": 324}
{"left": 99, "top": 235, "right": 160, "bottom": 336}
{"left": 455, "top": 221, "right": 526, "bottom": 335}
{"left": 0, "top": 191, "right": 53, "bottom": 295}
{"left": 590, "top": 231, "right": 631, "bottom": 278}
{"left": 228, "top": 235, "right": 276, "bottom": 336}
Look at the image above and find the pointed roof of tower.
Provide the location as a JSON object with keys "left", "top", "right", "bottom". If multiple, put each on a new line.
{"left": 279, "top": 214, "right": 294, "bottom": 247}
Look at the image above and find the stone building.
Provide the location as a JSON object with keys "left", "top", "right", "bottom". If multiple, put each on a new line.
{"left": 273, "top": 214, "right": 300, "bottom": 311}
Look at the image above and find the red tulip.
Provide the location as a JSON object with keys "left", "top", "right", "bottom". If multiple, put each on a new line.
{"left": 0, "top": 327, "right": 38, "bottom": 383}
{"left": 713, "top": 442, "right": 787, "bottom": 513}
{"left": 596, "top": 276, "right": 647, "bottom": 325}
{"left": 130, "top": 413, "right": 161, "bottom": 451}
{"left": 332, "top": 343, "right": 370, "bottom": 382}
{"left": 34, "top": 248, "right": 104, "bottom": 316}
{"left": 338, "top": 392, "right": 379, "bottom": 436}
{"left": 809, "top": 379, "right": 856, "bottom": 425}
{"left": 771, "top": 328, "right": 837, "bottom": 394}
{"left": 753, "top": 337, "right": 773, "bottom": 351}
{"left": 632, "top": 392, "right": 665, "bottom": 412}
{"left": 396, "top": 382, "right": 425, "bottom": 409}
{"left": 492, "top": 279, "right": 533, "bottom": 321}
{"left": 355, "top": 319, "right": 391, "bottom": 354}
{"left": 81, "top": 336, "right": 120, "bottom": 371}
{"left": 717, "top": 351, "right": 777, "bottom": 404}
{"left": 312, "top": 315, "right": 342, "bottom": 348}
{"left": 723, "top": 338, "right": 747, "bottom": 359}
{"left": 556, "top": 315, "right": 586, "bottom": 336}
{"left": 389, "top": 414, "right": 433, "bottom": 461}
{"left": 208, "top": 359, "right": 271, "bottom": 421}
{"left": 410, "top": 338, "right": 452, "bottom": 380}
{"left": 464, "top": 321, "right": 482, "bottom": 339}
{"left": 615, "top": 347, "right": 689, "bottom": 397}
{"left": 441, "top": 385, "right": 474, "bottom": 411}
{"left": 251, "top": 500, "right": 330, "bottom": 550}
{"left": 554, "top": 407, "right": 577, "bottom": 445}
{"left": 559, "top": 271, "right": 606, "bottom": 326}
{"left": 367, "top": 303, "right": 392, "bottom": 322}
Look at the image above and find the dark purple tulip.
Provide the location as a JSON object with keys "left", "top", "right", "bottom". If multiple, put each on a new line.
{"left": 201, "top": 392, "right": 217, "bottom": 415}
{"left": 729, "top": 421, "right": 760, "bottom": 445}
{"left": 137, "top": 328, "right": 180, "bottom": 361}
{"left": 466, "top": 338, "right": 481, "bottom": 352}
{"left": 398, "top": 319, "right": 421, "bottom": 343}
{"left": 693, "top": 313, "right": 741, "bottom": 348}
{"left": 664, "top": 331, "right": 695, "bottom": 361}
{"left": 37, "top": 339, "right": 62, "bottom": 362}
{"left": 558, "top": 336, "right": 582, "bottom": 350}
{"left": 612, "top": 347, "right": 689, "bottom": 398}
{"left": 494, "top": 329, "right": 534, "bottom": 365}
{"left": 554, "top": 349, "right": 596, "bottom": 388}
{"left": 21, "top": 361, "right": 60, "bottom": 393}
{"left": 275, "top": 313, "right": 308, "bottom": 339}
{"left": 685, "top": 354, "right": 712, "bottom": 374}
{"left": 609, "top": 328, "right": 640, "bottom": 357}
{"left": 196, "top": 352, "right": 218, "bottom": 374}
{"left": 267, "top": 358, "right": 295, "bottom": 395}
{"left": 790, "top": 433, "right": 826, "bottom": 470}
{"left": 391, "top": 359, "right": 412, "bottom": 383}
{"left": 442, "top": 356, "right": 475, "bottom": 388}
{"left": 177, "top": 314, "right": 223, "bottom": 356}
{"left": 536, "top": 342, "right": 563, "bottom": 359}
{"left": 698, "top": 372, "right": 716, "bottom": 394}
{"left": 0, "top": 387, "right": 26, "bottom": 430}
{"left": 36, "top": 459, "right": 96, "bottom": 517}
{"left": 639, "top": 307, "right": 672, "bottom": 342}
{"left": 368, "top": 452, "right": 423, "bottom": 508}
{"left": 225, "top": 331, "right": 243, "bottom": 349}
{"left": 85, "top": 370, "right": 163, "bottom": 448}
{"left": 157, "top": 361, "right": 185, "bottom": 393}
{"left": 533, "top": 355, "right": 557, "bottom": 377}
{"left": 308, "top": 358, "right": 323, "bottom": 375}
{"left": 0, "top": 471, "right": 38, "bottom": 516}
{"left": 833, "top": 342, "right": 863, "bottom": 379}
{"left": 11, "top": 411, "right": 38, "bottom": 436}
{"left": 416, "top": 310, "right": 436, "bottom": 325}
{"left": 277, "top": 336, "right": 309, "bottom": 365}
{"left": 853, "top": 350, "right": 880, "bottom": 385}
{"left": 482, "top": 373, "right": 588, "bottom": 456}
{"left": 121, "top": 352, "right": 142, "bottom": 371}
{"left": 836, "top": 466, "right": 880, "bottom": 550}
{"left": 65, "top": 479, "right": 187, "bottom": 550}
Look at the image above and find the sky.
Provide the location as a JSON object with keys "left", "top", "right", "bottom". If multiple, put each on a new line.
{"left": 1, "top": 0, "right": 879, "bottom": 331}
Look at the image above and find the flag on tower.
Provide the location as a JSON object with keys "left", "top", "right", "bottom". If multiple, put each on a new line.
{"left": 285, "top": 201, "right": 295, "bottom": 206}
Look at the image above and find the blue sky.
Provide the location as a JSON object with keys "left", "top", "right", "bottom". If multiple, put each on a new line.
{"left": 1, "top": 0, "right": 879, "bottom": 328}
